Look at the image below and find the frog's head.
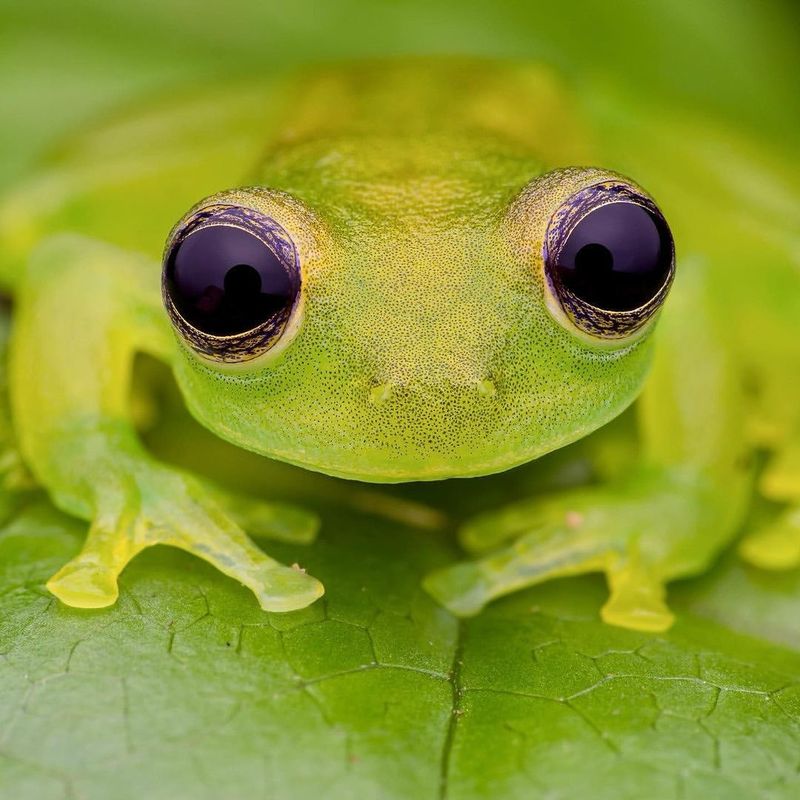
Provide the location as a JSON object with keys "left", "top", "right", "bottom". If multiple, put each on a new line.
{"left": 162, "top": 163, "right": 674, "bottom": 482}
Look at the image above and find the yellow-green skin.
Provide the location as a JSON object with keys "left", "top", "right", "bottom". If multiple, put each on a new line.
{"left": 0, "top": 59, "right": 798, "bottom": 630}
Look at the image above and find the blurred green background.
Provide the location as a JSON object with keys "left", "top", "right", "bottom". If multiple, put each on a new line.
{"left": 1, "top": 0, "right": 798, "bottom": 192}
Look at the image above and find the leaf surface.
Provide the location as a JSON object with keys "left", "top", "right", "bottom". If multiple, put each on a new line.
{"left": 1, "top": 492, "right": 799, "bottom": 799}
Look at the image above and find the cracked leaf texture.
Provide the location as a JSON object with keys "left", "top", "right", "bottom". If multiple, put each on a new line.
{"left": 2, "top": 489, "right": 800, "bottom": 799}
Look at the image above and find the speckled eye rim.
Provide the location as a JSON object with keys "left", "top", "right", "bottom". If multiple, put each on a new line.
{"left": 543, "top": 181, "right": 676, "bottom": 340}
{"left": 162, "top": 204, "right": 301, "bottom": 363}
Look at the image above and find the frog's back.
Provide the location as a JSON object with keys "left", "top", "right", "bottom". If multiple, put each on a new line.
{"left": 261, "top": 58, "right": 588, "bottom": 156}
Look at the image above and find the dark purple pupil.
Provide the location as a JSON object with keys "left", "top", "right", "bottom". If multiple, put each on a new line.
{"left": 165, "top": 225, "right": 293, "bottom": 335}
{"left": 555, "top": 202, "right": 672, "bottom": 311}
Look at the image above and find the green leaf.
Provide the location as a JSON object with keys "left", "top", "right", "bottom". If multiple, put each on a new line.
{"left": 2, "top": 482, "right": 800, "bottom": 799}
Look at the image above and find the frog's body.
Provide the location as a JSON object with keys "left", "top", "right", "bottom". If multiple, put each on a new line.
{"left": 0, "top": 59, "right": 798, "bottom": 630}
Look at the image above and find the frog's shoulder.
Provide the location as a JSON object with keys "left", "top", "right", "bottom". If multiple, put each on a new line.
{"left": 0, "top": 78, "right": 287, "bottom": 267}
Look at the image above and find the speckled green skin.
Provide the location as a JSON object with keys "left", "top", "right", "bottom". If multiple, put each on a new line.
{"left": 0, "top": 59, "right": 798, "bottom": 628}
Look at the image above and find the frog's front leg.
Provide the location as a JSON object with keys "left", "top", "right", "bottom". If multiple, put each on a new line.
{"left": 10, "top": 234, "right": 323, "bottom": 611}
{"left": 425, "top": 265, "right": 752, "bottom": 631}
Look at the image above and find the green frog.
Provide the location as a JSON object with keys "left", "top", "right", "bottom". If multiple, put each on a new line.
{"left": 0, "top": 59, "right": 797, "bottom": 632}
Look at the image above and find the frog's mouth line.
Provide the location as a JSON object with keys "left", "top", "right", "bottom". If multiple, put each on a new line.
{"left": 260, "top": 433, "right": 575, "bottom": 483}
{"left": 226, "top": 406, "right": 625, "bottom": 485}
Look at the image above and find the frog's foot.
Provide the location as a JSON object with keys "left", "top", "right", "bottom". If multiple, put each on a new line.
{"left": 424, "top": 528, "right": 673, "bottom": 632}
{"left": 47, "top": 464, "right": 324, "bottom": 612}
{"left": 739, "top": 506, "right": 800, "bottom": 569}
{"left": 740, "top": 443, "right": 800, "bottom": 570}
{"left": 423, "top": 472, "right": 725, "bottom": 632}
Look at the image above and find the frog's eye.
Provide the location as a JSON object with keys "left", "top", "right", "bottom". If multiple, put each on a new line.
{"left": 163, "top": 205, "right": 300, "bottom": 362}
{"left": 543, "top": 182, "right": 674, "bottom": 339}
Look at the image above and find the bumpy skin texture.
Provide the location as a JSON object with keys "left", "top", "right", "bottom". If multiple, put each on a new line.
{"left": 0, "top": 58, "right": 798, "bottom": 628}
{"left": 171, "top": 171, "right": 654, "bottom": 482}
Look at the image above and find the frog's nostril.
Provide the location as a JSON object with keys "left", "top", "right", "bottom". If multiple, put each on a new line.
{"left": 476, "top": 379, "right": 496, "bottom": 398}
{"left": 368, "top": 382, "right": 394, "bottom": 406}
{"left": 367, "top": 379, "right": 497, "bottom": 405}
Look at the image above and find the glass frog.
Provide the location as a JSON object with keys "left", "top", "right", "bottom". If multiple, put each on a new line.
{"left": 0, "top": 59, "right": 797, "bottom": 631}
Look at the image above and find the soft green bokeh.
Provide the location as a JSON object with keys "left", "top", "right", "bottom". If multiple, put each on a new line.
{"left": 1, "top": 0, "right": 798, "bottom": 190}
{"left": 1, "top": 1, "right": 799, "bottom": 798}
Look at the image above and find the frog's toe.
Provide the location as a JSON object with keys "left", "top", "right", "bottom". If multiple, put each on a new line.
{"left": 759, "top": 444, "right": 800, "bottom": 503}
{"left": 423, "top": 562, "right": 493, "bottom": 617}
{"left": 46, "top": 512, "right": 135, "bottom": 609}
{"left": 251, "top": 563, "right": 325, "bottom": 612}
{"left": 601, "top": 564, "right": 674, "bottom": 632}
{"left": 195, "top": 480, "right": 320, "bottom": 545}
{"left": 231, "top": 499, "right": 320, "bottom": 545}
{"left": 47, "top": 559, "right": 120, "bottom": 609}
{"left": 739, "top": 506, "right": 800, "bottom": 569}
{"left": 155, "top": 475, "right": 324, "bottom": 613}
